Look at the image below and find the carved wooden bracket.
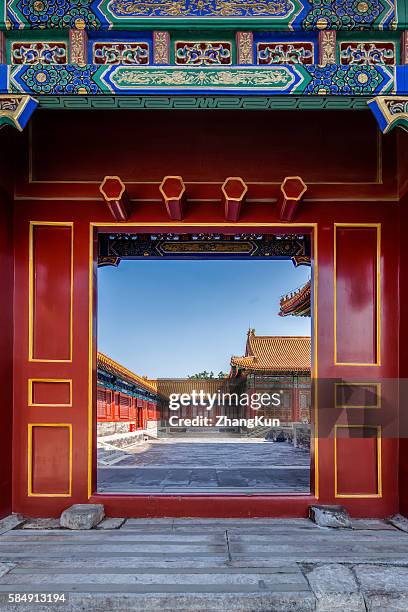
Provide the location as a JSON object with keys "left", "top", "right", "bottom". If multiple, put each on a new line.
{"left": 277, "top": 176, "right": 307, "bottom": 222}
{"left": 159, "top": 176, "right": 186, "bottom": 220}
{"left": 99, "top": 176, "right": 131, "bottom": 222}
{"left": 222, "top": 177, "right": 248, "bottom": 222}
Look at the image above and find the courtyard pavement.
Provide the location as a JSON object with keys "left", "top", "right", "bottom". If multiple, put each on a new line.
{"left": 97, "top": 438, "right": 310, "bottom": 494}
{"left": 1, "top": 518, "right": 408, "bottom": 610}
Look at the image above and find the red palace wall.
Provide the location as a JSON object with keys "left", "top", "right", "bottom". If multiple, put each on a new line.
{"left": 0, "top": 189, "right": 14, "bottom": 518}
{"left": 97, "top": 387, "right": 158, "bottom": 428}
{"left": 4, "top": 108, "right": 405, "bottom": 518}
{"left": 0, "top": 129, "right": 16, "bottom": 518}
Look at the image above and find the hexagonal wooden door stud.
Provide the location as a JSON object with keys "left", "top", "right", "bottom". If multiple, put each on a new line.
{"left": 99, "top": 176, "right": 131, "bottom": 222}
{"left": 277, "top": 176, "right": 307, "bottom": 222}
{"left": 159, "top": 176, "right": 186, "bottom": 221}
{"left": 222, "top": 177, "right": 248, "bottom": 222}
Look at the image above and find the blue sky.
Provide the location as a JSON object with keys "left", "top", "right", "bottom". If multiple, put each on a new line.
{"left": 98, "top": 259, "right": 311, "bottom": 378}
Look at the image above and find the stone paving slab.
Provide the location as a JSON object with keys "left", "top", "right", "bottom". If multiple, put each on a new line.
{"left": 98, "top": 440, "right": 310, "bottom": 493}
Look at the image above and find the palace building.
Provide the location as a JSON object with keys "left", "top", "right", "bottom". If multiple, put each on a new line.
{"left": 1, "top": 0, "right": 408, "bottom": 519}
{"left": 96, "top": 352, "right": 162, "bottom": 436}
{"left": 231, "top": 331, "right": 311, "bottom": 425}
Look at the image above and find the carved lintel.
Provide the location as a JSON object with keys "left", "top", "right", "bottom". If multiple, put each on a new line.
{"left": 69, "top": 27, "right": 88, "bottom": 65}
{"left": 0, "top": 95, "right": 38, "bottom": 131}
{"left": 318, "top": 30, "right": 336, "bottom": 65}
{"left": 236, "top": 32, "right": 254, "bottom": 65}
{"left": 153, "top": 31, "right": 170, "bottom": 65}
{"left": 99, "top": 176, "right": 131, "bottom": 222}
{"left": 277, "top": 176, "right": 307, "bottom": 222}
{"left": 222, "top": 177, "right": 248, "bottom": 222}
{"left": 159, "top": 176, "right": 186, "bottom": 220}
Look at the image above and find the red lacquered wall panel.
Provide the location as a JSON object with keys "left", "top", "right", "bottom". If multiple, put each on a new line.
{"left": 30, "top": 425, "right": 72, "bottom": 496}
{"left": 335, "top": 226, "right": 379, "bottom": 365}
{"left": 335, "top": 426, "right": 380, "bottom": 497}
{"left": 31, "top": 224, "right": 72, "bottom": 361}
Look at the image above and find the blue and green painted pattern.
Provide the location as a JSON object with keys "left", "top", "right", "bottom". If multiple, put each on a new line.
{"left": 2, "top": 63, "right": 399, "bottom": 95}
{"left": 2, "top": 0, "right": 405, "bottom": 30}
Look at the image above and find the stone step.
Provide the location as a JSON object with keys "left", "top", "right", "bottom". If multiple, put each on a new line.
{"left": 0, "top": 591, "right": 316, "bottom": 612}
{"left": 1, "top": 570, "right": 307, "bottom": 587}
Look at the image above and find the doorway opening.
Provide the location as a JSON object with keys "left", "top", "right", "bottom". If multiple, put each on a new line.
{"left": 95, "top": 231, "right": 314, "bottom": 495}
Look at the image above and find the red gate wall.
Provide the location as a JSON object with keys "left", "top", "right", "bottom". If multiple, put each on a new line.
{"left": 9, "top": 109, "right": 402, "bottom": 518}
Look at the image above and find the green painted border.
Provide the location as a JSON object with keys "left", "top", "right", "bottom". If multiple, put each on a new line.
{"left": 397, "top": 0, "right": 407, "bottom": 29}
{"left": 37, "top": 95, "right": 371, "bottom": 110}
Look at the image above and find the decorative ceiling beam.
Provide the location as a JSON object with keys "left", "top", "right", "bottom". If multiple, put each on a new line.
{"left": 277, "top": 176, "right": 307, "bottom": 222}
{"left": 159, "top": 176, "right": 186, "bottom": 220}
{"left": 0, "top": 95, "right": 38, "bottom": 131}
{"left": 368, "top": 96, "right": 408, "bottom": 133}
{"left": 222, "top": 177, "right": 248, "bottom": 222}
{"left": 99, "top": 176, "right": 131, "bottom": 222}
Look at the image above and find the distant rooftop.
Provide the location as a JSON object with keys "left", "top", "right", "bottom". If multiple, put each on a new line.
{"left": 231, "top": 330, "right": 311, "bottom": 372}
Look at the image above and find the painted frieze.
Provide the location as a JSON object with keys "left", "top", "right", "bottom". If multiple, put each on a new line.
{"left": 4, "top": 0, "right": 400, "bottom": 30}
{"left": 339, "top": 41, "right": 396, "bottom": 65}
{"left": 11, "top": 41, "right": 67, "bottom": 64}
{"left": 175, "top": 42, "right": 232, "bottom": 66}
{"left": 302, "top": 0, "right": 397, "bottom": 30}
{"left": 92, "top": 42, "right": 149, "bottom": 65}
{"left": 257, "top": 42, "right": 314, "bottom": 64}
{"left": 4, "top": 63, "right": 397, "bottom": 96}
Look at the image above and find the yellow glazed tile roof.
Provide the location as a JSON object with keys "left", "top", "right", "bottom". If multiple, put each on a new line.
{"left": 231, "top": 331, "right": 311, "bottom": 372}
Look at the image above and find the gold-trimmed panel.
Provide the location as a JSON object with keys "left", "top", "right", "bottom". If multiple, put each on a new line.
{"left": 334, "top": 424, "right": 382, "bottom": 499}
{"left": 28, "top": 221, "right": 74, "bottom": 363}
{"left": 334, "top": 382, "right": 381, "bottom": 409}
{"left": 28, "top": 379, "right": 73, "bottom": 407}
{"left": 27, "top": 423, "right": 73, "bottom": 497}
{"left": 334, "top": 223, "right": 381, "bottom": 367}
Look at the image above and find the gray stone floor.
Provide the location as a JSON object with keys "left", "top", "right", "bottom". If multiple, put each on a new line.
{"left": 1, "top": 518, "right": 408, "bottom": 611}
{"left": 97, "top": 439, "right": 310, "bottom": 494}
